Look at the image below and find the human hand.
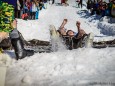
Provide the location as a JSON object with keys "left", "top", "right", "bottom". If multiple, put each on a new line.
{"left": 76, "top": 21, "right": 80, "bottom": 28}
{"left": 63, "top": 19, "right": 68, "bottom": 24}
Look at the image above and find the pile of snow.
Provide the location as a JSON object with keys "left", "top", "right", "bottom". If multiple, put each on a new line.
{"left": 98, "top": 17, "right": 115, "bottom": 36}
{"left": 6, "top": 48, "right": 115, "bottom": 86}
{"left": 67, "top": 0, "right": 76, "bottom": 6}
{"left": 77, "top": 10, "right": 115, "bottom": 41}
{"left": 0, "top": 53, "right": 12, "bottom": 66}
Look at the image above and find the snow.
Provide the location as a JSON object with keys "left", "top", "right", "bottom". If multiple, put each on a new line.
{"left": 6, "top": 48, "right": 115, "bottom": 86}
{"left": 98, "top": 18, "right": 115, "bottom": 36}
{"left": 0, "top": 54, "right": 12, "bottom": 66}
{"left": 5, "top": 1, "right": 115, "bottom": 86}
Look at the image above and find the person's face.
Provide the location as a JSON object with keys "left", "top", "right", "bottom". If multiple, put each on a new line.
{"left": 68, "top": 31, "right": 74, "bottom": 36}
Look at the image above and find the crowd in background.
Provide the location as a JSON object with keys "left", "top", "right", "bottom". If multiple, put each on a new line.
{"left": 16, "top": 0, "right": 48, "bottom": 20}
{"left": 1, "top": 0, "right": 69, "bottom": 20}
{"left": 16, "top": 0, "right": 68, "bottom": 20}
{"left": 86, "top": 0, "right": 115, "bottom": 17}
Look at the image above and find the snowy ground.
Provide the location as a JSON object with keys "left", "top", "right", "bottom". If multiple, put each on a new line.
{"left": 5, "top": 1, "right": 115, "bottom": 86}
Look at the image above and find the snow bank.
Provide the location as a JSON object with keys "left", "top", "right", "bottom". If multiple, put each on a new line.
{"left": 5, "top": 48, "right": 115, "bottom": 86}
{"left": 77, "top": 10, "right": 115, "bottom": 41}
{"left": 0, "top": 54, "right": 12, "bottom": 86}
{"left": 98, "top": 17, "right": 115, "bottom": 36}
{"left": 0, "top": 53, "right": 12, "bottom": 66}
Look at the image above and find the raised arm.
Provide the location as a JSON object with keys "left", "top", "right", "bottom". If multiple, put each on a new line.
{"left": 76, "top": 21, "right": 81, "bottom": 33}
{"left": 58, "top": 19, "right": 68, "bottom": 35}
{"left": 60, "top": 19, "right": 67, "bottom": 29}
{"left": 76, "top": 21, "right": 86, "bottom": 39}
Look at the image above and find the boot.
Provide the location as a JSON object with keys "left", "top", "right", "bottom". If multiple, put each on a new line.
{"left": 10, "top": 29, "right": 34, "bottom": 60}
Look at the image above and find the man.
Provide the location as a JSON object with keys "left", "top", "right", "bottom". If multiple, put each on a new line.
{"left": 52, "top": 0, "right": 55, "bottom": 4}
{"left": 59, "top": 19, "right": 87, "bottom": 49}
{"left": 59, "top": 19, "right": 86, "bottom": 38}
{"left": 78, "top": 0, "right": 83, "bottom": 8}
{"left": 16, "top": 0, "right": 21, "bottom": 18}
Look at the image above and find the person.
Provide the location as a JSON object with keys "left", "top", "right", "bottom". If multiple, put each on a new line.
{"left": 35, "top": 0, "right": 40, "bottom": 19}
{"left": 78, "top": 0, "right": 83, "bottom": 8}
{"left": 58, "top": 19, "right": 87, "bottom": 49}
{"left": 61, "top": 0, "right": 65, "bottom": 4}
{"left": 87, "top": 0, "right": 93, "bottom": 12}
{"left": 52, "top": 0, "right": 55, "bottom": 4}
{"left": 9, "top": 19, "right": 34, "bottom": 60}
{"left": 90, "top": 0, "right": 99, "bottom": 15}
{"left": 16, "top": 0, "right": 21, "bottom": 18}
{"left": 108, "top": 0, "right": 113, "bottom": 16}
{"left": 30, "top": 0, "right": 37, "bottom": 19}
{"left": 111, "top": 0, "right": 115, "bottom": 17}
{"left": 59, "top": 19, "right": 86, "bottom": 38}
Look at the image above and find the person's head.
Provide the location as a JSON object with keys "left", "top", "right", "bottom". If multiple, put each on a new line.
{"left": 66, "top": 30, "right": 74, "bottom": 36}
